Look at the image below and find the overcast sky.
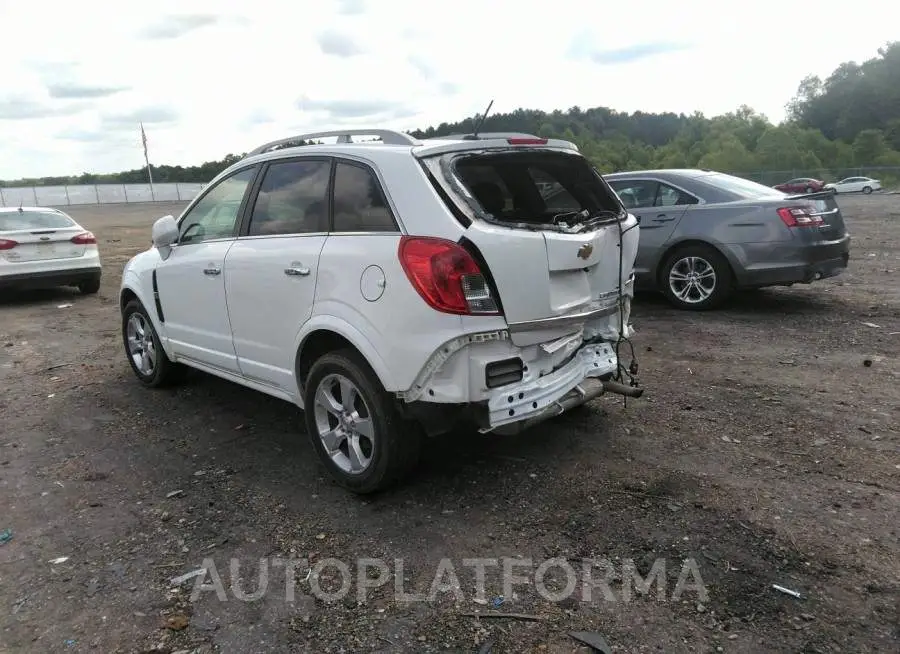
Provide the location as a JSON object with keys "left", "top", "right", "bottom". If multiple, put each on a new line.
{"left": 1, "top": 0, "right": 894, "bottom": 179}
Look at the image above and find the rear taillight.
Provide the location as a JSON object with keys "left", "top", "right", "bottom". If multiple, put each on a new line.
{"left": 0, "top": 238, "right": 18, "bottom": 250}
{"left": 507, "top": 138, "right": 548, "bottom": 145}
{"left": 71, "top": 232, "right": 97, "bottom": 245}
{"left": 777, "top": 206, "right": 823, "bottom": 227}
{"left": 398, "top": 236, "right": 500, "bottom": 315}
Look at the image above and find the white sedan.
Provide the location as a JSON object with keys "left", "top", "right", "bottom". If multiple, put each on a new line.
{"left": 0, "top": 206, "right": 102, "bottom": 293}
{"left": 824, "top": 176, "right": 882, "bottom": 194}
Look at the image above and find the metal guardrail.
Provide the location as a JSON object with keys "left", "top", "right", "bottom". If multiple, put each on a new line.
{"left": 4, "top": 166, "right": 895, "bottom": 209}
{"left": 0, "top": 182, "right": 204, "bottom": 207}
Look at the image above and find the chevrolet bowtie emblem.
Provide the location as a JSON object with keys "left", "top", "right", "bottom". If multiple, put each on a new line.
{"left": 577, "top": 243, "right": 593, "bottom": 260}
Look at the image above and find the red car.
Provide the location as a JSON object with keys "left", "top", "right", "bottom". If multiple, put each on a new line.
{"left": 773, "top": 177, "right": 827, "bottom": 193}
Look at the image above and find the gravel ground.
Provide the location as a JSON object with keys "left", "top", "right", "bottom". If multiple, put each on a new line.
{"left": 1, "top": 195, "right": 898, "bottom": 654}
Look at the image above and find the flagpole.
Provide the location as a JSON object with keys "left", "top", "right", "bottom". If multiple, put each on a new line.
{"left": 141, "top": 122, "right": 156, "bottom": 201}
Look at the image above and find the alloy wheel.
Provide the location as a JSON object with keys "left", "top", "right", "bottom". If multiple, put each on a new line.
{"left": 313, "top": 373, "right": 375, "bottom": 475}
{"left": 126, "top": 313, "right": 156, "bottom": 376}
{"left": 668, "top": 256, "right": 717, "bottom": 305}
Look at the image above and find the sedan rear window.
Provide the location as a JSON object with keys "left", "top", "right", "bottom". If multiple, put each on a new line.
{"left": 0, "top": 210, "right": 76, "bottom": 231}
{"left": 698, "top": 173, "right": 786, "bottom": 199}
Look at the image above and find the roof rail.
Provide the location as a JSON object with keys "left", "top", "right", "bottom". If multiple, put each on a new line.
{"left": 425, "top": 132, "right": 544, "bottom": 141}
{"left": 246, "top": 129, "right": 420, "bottom": 156}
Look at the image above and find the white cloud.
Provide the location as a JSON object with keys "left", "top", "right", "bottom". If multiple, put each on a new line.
{"left": 0, "top": 0, "right": 894, "bottom": 179}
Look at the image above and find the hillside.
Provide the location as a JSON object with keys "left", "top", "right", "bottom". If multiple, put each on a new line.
{"left": 3, "top": 41, "right": 899, "bottom": 188}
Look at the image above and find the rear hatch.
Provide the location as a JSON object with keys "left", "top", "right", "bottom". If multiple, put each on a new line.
{"left": 418, "top": 142, "right": 638, "bottom": 345}
{"left": 0, "top": 209, "right": 90, "bottom": 263}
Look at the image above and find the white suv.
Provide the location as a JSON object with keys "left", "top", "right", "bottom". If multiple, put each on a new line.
{"left": 119, "top": 128, "right": 641, "bottom": 493}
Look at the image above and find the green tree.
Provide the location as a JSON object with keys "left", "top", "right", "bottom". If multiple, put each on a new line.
{"left": 853, "top": 129, "right": 887, "bottom": 164}
{"left": 755, "top": 127, "right": 806, "bottom": 169}
{"left": 697, "top": 135, "right": 757, "bottom": 171}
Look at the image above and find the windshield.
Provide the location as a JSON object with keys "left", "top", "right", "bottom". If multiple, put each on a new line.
{"left": 0, "top": 210, "right": 76, "bottom": 231}
{"left": 699, "top": 172, "right": 787, "bottom": 199}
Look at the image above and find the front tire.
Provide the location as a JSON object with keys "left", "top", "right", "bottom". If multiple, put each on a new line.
{"left": 303, "top": 348, "right": 422, "bottom": 494}
{"left": 122, "top": 299, "right": 184, "bottom": 387}
{"left": 660, "top": 244, "right": 733, "bottom": 311}
{"left": 805, "top": 186, "right": 814, "bottom": 193}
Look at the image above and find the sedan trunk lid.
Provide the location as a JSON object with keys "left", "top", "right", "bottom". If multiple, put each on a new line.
{"left": 0, "top": 209, "right": 91, "bottom": 263}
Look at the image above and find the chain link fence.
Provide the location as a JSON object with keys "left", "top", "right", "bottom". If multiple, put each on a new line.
{"left": 0, "top": 182, "right": 205, "bottom": 208}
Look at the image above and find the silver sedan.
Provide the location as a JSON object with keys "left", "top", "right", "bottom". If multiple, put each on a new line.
{"left": 602, "top": 169, "right": 850, "bottom": 310}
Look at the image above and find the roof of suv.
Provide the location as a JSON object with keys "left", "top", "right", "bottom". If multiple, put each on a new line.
{"left": 238, "top": 128, "right": 580, "bottom": 167}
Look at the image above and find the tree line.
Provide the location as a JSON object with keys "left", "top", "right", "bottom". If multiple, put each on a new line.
{"left": 3, "top": 41, "right": 898, "bottom": 188}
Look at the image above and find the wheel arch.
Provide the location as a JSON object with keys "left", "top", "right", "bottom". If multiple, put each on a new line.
{"left": 119, "top": 278, "right": 174, "bottom": 359}
{"left": 294, "top": 322, "right": 396, "bottom": 398}
{"left": 119, "top": 286, "right": 140, "bottom": 312}
{"left": 655, "top": 238, "right": 740, "bottom": 289}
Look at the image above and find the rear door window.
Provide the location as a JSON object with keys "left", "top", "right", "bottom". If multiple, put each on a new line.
{"left": 656, "top": 183, "right": 699, "bottom": 206}
{"left": 607, "top": 180, "right": 658, "bottom": 209}
{"left": 247, "top": 159, "right": 331, "bottom": 236}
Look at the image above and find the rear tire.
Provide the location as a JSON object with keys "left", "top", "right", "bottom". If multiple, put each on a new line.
{"left": 862, "top": 185, "right": 872, "bottom": 194}
{"left": 79, "top": 276, "right": 101, "bottom": 294}
{"left": 303, "top": 348, "right": 422, "bottom": 494}
{"left": 659, "top": 244, "right": 733, "bottom": 311}
{"left": 805, "top": 186, "right": 814, "bottom": 193}
{"left": 122, "top": 299, "right": 184, "bottom": 388}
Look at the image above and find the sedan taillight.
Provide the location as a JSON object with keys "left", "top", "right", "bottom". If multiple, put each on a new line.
{"left": 0, "top": 238, "right": 18, "bottom": 250}
{"left": 71, "top": 232, "right": 97, "bottom": 245}
{"left": 777, "top": 206, "right": 823, "bottom": 227}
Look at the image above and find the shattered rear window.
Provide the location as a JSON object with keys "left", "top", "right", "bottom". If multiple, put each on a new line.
{"left": 450, "top": 150, "right": 621, "bottom": 224}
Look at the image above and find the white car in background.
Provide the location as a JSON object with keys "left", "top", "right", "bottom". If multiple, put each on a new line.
{"left": 0, "top": 207, "right": 102, "bottom": 293}
{"left": 119, "top": 128, "right": 642, "bottom": 494}
{"left": 824, "top": 176, "right": 882, "bottom": 194}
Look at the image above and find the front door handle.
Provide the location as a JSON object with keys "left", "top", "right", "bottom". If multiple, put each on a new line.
{"left": 653, "top": 214, "right": 676, "bottom": 223}
{"left": 203, "top": 266, "right": 221, "bottom": 276}
{"left": 284, "top": 266, "right": 310, "bottom": 277}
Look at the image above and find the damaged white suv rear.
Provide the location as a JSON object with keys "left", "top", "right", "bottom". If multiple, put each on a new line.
{"left": 119, "top": 128, "right": 641, "bottom": 493}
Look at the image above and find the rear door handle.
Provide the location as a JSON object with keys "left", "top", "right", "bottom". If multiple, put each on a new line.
{"left": 284, "top": 266, "right": 310, "bottom": 277}
{"left": 653, "top": 214, "right": 676, "bottom": 222}
{"left": 203, "top": 266, "right": 221, "bottom": 276}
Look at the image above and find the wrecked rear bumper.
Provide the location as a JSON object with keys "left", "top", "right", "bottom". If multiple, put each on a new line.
{"left": 396, "top": 281, "right": 639, "bottom": 435}
{"left": 483, "top": 341, "right": 619, "bottom": 431}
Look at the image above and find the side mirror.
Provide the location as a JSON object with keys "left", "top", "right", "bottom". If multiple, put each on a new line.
{"left": 151, "top": 215, "right": 179, "bottom": 259}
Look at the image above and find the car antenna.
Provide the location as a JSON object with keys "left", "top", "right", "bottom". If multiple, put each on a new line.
{"left": 467, "top": 99, "right": 494, "bottom": 140}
